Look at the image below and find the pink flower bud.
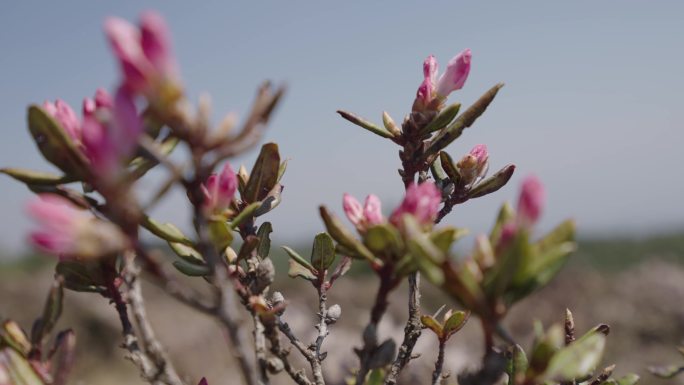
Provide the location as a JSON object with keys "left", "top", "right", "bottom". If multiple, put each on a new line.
{"left": 198, "top": 379, "right": 208, "bottom": 385}
{"left": 202, "top": 163, "right": 238, "bottom": 214}
{"left": 82, "top": 88, "right": 142, "bottom": 178}
{"left": 414, "top": 55, "right": 438, "bottom": 110}
{"left": 457, "top": 144, "right": 489, "bottom": 185}
{"left": 435, "top": 49, "right": 471, "bottom": 98}
{"left": 343, "top": 193, "right": 364, "bottom": 227}
{"left": 27, "top": 194, "right": 126, "bottom": 259}
{"left": 104, "top": 11, "right": 179, "bottom": 100}
{"left": 43, "top": 99, "right": 82, "bottom": 143}
{"left": 517, "top": 175, "right": 545, "bottom": 226}
{"left": 390, "top": 181, "right": 442, "bottom": 227}
{"left": 363, "top": 194, "right": 384, "bottom": 226}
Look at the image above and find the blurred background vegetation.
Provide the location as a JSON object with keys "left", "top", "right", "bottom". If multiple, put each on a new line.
{"left": 2, "top": 232, "right": 684, "bottom": 384}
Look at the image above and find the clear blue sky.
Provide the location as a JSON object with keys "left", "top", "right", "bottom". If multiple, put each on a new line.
{"left": 1, "top": 1, "right": 683, "bottom": 254}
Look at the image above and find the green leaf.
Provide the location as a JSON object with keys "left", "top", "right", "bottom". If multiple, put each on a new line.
{"left": 425, "top": 83, "right": 504, "bottom": 157}
{"left": 367, "top": 369, "right": 385, "bottom": 385}
{"left": 337, "top": 110, "right": 394, "bottom": 139}
{"left": 256, "top": 222, "right": 273, "bottom": 259}
{"left": 483, "top": 229, "right": 531, "bottom": 299}
{"left": 364, "top": 224, "right": 403, "bottom": 255}
{"left": 169, "top": 242, "right": 205, "bottom": 264}
{"left": 0, "top": 348, "right": 47, "bottom": 385}
{"left": 439, "top": 152, "right": 461, "bottom": 185}
{"left": 141, "top": 216, "right": 194, "bottom": 245}
{"left": 443, "top": 310, "right": 469, "bottom": 338}
{"left": 616, "top": 373, "right": 640, "bottom": 385}
{"left": 287, "top": 259, "right": 317, "bottom": 281}
{"left": 368, "top": 339, "right": 397, "bottom": 369}
{"left": 420, "top": 315, "right": 443, "bottom": 337}
{"left": 489, "top": 202, "right": 515, "bottom": 246}
{"left": 0, "top": 168, "right": 74, "bottom": 185}
{"left": 506, "top": 344, "right": 529, "bottom": 385}
{"left": 254, "top": 184, "right": 283, "bottom": 217}
{"left": 311, "top": 232, "right": 336, "bottom": 271}
{"left": 282, "top": 246, "right": 315, "bottom": 271}
{"left": 32, "top": 278, "right": 64, "bottom": 346}
{"left": 277, "top": 160, "right": 288, "bottom": 183}
{"left": 543, "top": 333, "right": 606, "bottom": 381}
{"left": 243, "top": 143, "right": 281, "bottom": 203}
{"left": 420, "top": 102, "right": 461, "bottom": 136}
{"left": 649, "top": 364, "right": 684, "bottom": 379}
{"left": 26, "top": 105, "right": 89, "bottom": 178}
{"left": 229, "top": 202, "right": 261, "bottom": 229}
{"left": 1, "top": 321, "right": 31, "bottom": 355}
{"left": 469, "top": 164, "right": 516, "bottom": 199}
{"left": 129, "top": 136, "right": 180, "bottom": 180}
{"left": 209, "top": 220, "right": 234, "bottom": 250}
{"left": 535, "top": 219, "right": 576, "bottom": 255}
{"left": 55, "top": 261, "right": 106, "bottom": 293}
{"left": 172, "top": 260, "right": 211, "bottom": 276}
{"left": 430, "top": 156, "right": 449, "bottom": 183}
{"left": 430, "top": 227, "right": 469, "bottom": 254}
{"left": 319, "top": 206, "right": 376, "bottom": 263}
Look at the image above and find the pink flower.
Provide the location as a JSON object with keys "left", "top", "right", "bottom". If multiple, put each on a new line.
{"left": 435, "top": 49, "right": 471, "bottom": 98}
{"left": 104, "top": 11, "right": 179, "bottom": 101}
{"left": 517, "top": 175, "right": 545, "bottom": 226}
{"left": 414, "top": 49, "right": 471, "bottom": 110}
{"left": 43, "top": 99, "right": 82, "bottom": 144}
{"left": 82, "top": 88, "right": 142, "bottom": 178}
{"left": 27, "top": 194, "right": 126, "bottom": 259}
{"left": 415, "top": 55, "right": 439, "bottom": 109}
{"left": 202, "top": 163, "right": 238, "bottom": 214}
{"left": 390, "top": 181, "right": 442, "bottom": 227}
{"left": 457, "top": 144, "right": 489, "bottom": 185}
{"left": 343, "top": 193, "right": 385, "bottom": 231}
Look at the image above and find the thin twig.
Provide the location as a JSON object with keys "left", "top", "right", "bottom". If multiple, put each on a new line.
{"left": 384, "top": 272, "right": 422, "bottom": 385}
{"left": 122, "top": 251, "right": 185, "bottom": 385}
{"left": 431, "top": 340, "right": 447, "bottom": 385}
{"left": 311, "top": 280, "right": 329, "bottom": 385}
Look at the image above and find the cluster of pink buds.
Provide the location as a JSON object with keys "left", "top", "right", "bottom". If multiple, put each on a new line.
{"left": 104, "top": 11, "right": 181, "bottom": 105}
{"left": 43, "top": 88, "right": 142, "bottom": 180}
{"left": 27, "top": 194, "right": 127, "bottom": 259}
{"left": 414, "top": 49, "right": 472, "bottom": 111}
{"left": 342, "top": 193, "right": 384, "bottom": 232}
{"left": 343, "top": 181, "right": 442, "bottom": 232}
{"left": 201, "top": 163, "right": 238, "bottom": 215}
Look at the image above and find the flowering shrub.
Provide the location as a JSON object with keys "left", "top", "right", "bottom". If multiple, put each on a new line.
{"left": 0, "top": 10, "right": 651, "bottom": 385}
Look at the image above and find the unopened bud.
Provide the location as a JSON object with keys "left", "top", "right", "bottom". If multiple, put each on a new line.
{"left": 267, "top": 357, "right": 284, "bottom": 374}
{"left": 457, "top": 144, "right": 489, "bottom": 185}
{"left": 382, "top": 111, "right": 401, "bottom": 137}
{"left": 253, "top": 259, "right": 275, "bottom": 294}
{"left": 327, "top": 304, "right": 342, "bottom": 324}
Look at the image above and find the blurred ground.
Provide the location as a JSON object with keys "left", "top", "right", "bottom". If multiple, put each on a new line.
{"left": 1, "top": 233, "right": 684, "bottom": 385}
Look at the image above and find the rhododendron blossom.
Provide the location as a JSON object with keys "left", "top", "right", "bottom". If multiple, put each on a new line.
{"left": 202, "top": 163, "right": 238, "bottom": 214}
{"left": 104, "top": 11, "right": 180, "bottom": 101}
{"left": 343, "top": 193, "right": 384, "bottom": 231}
{"left": 517, "top": 175, "right": 545, "bottom": 226}
{"left": 27, "top": 194, "right": 127, "bottom": 259}
{"left": 415, "top": 49, "right": 471, "bottom": 109}
{"left": 389, "top": 181, "right": 442, "bottom": 227}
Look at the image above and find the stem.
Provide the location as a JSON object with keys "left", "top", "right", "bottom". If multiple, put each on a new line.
{"left": 355, "top": 272, "right": 396, "bottom": 384}
{"left": 431, "top": 339, "right": 447, "bottom": 385}
{"left": 311, "top": 279, "right": 329, "bottom": 385}
{"left": 384, "top": 272, "right": 422, "bottom": 385}
{"left": 121, "top": 252, "right": 185, "bottom": 385}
